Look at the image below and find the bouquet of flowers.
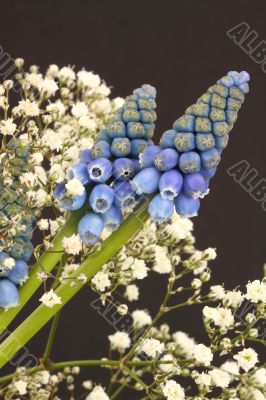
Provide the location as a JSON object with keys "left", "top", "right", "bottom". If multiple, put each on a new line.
{"left": 0, "top": 60, "right": 265, "bottom": 400}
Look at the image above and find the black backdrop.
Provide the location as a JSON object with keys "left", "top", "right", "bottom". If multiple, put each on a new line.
{"left": 0, "top": 0, "right": 266, "bottom": 398}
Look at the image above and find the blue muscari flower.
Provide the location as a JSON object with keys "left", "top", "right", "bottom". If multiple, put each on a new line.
{"left": 96, "top": 128, "right": 112, "bottom": 143}
{"left": 9, "top": 239, "right": 25, "bottom": 259}
{"left": 175, "top": 193, "right": 200, "bottom": 217}
{"left": 111, "top": 138, "right": 131, "bottom": 157}
{"left": 78, "top": 213, "right": 104, "bottom": 245}
{"left": 174, "top": 132, "right": 195, "bottom": 152}
{"left": 66, "top": 163, "right": 91, "bottom": 185}
{"left": 106, "top": 121, "right": 127, "bottom": 139}
{"left": 102, "top": 206, "right": 123, "bottom": 231}
{"left": 113, "top": 181, "right": 137, "bottom": 211}
{"left": 200, "top": 148, "right": 220, "bottom": 169}
{"left": 79, "top": 148, "right": 93, "bottom": 163}
{"left": 131, "top": 139, "right": 147, "bottom": 158}
{"left": 160, "top": 129, "right": 177, "bottom": 148}
{"left": 0, "top": 279, "right": 19, "bottom": 309}
{"left": 87, "top": 158, "right": 113, "bottom": 183}
{"left": 148, "top": 194, "right": 174, "bottom": 224}
{"left": 196, "top": 133, "right": 215, "bottom": 151}
{"left": 183, "top": 173, "right": 209, "bottom": 199}
{"left": 179, "top": 151, "right": 201, "bottom": 174}
{"left": 113, "top": 158, "right": 135, "bottom": 181}
{"left": 153, "top": 148, "right": 179, "bottom": 171}
{"left": 89, "top": 184, "right": 114, "bottom": 213}
{"left": 131, "top": 158, "right": 141, "bottom": 173}
{"left": 7, "top": 259, "right": 28, "bottom": 285}
{"left": 200, "top": 167, "right": 217, "bottom": 180}
{"left": 20, "top": 242, "right": 33, "bottom": 262}
{"left": 91, "top": 140, "right": 112, "bottom": 159}
{"left": 159, "top": 170, "right": 183, "bottom": 200}
{"left": 53, "top": 183, "right": 87, "bottom": 211}
{"left": 132, "top": 167, "right": 161, "bottom": 195}
{"left": 139, "top": 145, "right": 161, "bottom": 168}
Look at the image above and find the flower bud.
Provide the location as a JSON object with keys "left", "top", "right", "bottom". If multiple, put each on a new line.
{"left": 191, "top": 278, "right": 202, "bottom": 289}
{"left": 245, "top": 313, "right": 256, "bottom": 325}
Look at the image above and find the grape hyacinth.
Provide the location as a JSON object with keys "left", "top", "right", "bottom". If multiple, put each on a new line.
{"left": 54, "top": 71, "right": 249, "bottom": 246}
{"left": 0, "top": 138, "right": 32, "bottom": 309}
{"left": 54, "top": 84, "right": 157, "bottom": 245}
{"left": 133, "top": 70, "right": 250, "bottom": 223}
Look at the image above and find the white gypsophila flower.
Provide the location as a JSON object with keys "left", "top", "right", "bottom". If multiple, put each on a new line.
{"left": 96, "top": 84, "right": 111, "bottom": 96}
{"left": 49, "top": 219, "right": 60, "bottom": 236}
{"left": 91, "top": 271, "right": 111, "bottom": 292}
{"left": 30, "top": 152, "right": 44, "bottom": 165}
{"left": 0, "top": 118, "right": 16, "bottom": 136}
{"left": 204, "top": 247, "right": 217, "bottom": 260}
{"left": 71, "top": 102, "right": 88, "bottom": 118}
{"left": 92, "top": 98, "right": 111, "bottom": 114}
{"left": 170, "top": 213, "right": 193, "bottom": 240}
{"left": 39, "top": 289, "right": 61, "bottom": 308}
{"left": 49, "top": 164, "right": 65, "bottom": 183}
{"left": 62, "top": 234, "right": 82, "bottom": 255}
{"left": 35, "top": 188, "right": 48, "bottom": 207}
{"left": 25, "top": 72, "right": 43, "bottom": 88}
{"left": 162, "top": 380, "right": 185, "bottom": 400}
{"left": 14, "top": 379, "right": 28, "bottom": 395}
{"left": 159, "top": 354, "right": 180, "bottom": 374}
{"left": 34, "top": 166, "right": 47, "bottom": 185}
{"left": 79, "top": 137, "right": 94, "bottom": 150}
{"left": 46, "top": 64, "right": 59, "bottom": 77}
{"left": 83, "top": 380, "right": 93, "bottom": 390}
{"left": 220, "top": 360, "right": 239, "bottom": 379}
{"left": 140, "top": 338, "right": 164, "bottom": 358}
{"left": 42, "top": 129, "right": 63, "bottom": 151}
{"left": 65, "top": 178, "right": 85, "bottom": 197}
{"left": 246, "top": 280, "right": 266, "bottom": 303}
{"left": 210, "top": 285, "right": 225, "bottom": 300}
{"left": 117, "top": 304, "right": 128, "bottom": 316}
{"left": 46, "top": 100, "right": 65, "bottom": 116}
{"left": 20, "top": 172, "right": 37, "bottom": 188}
{"left": 153, "top": 246, "right": 172, "bottom": 274}
{"left": 195, "top": 372, "right": 212, "bottom": 388}
{"left": 0, "top": 96, "right": 7, "bottom": 109}
{"left": 193, "top": 344, "right": 213, "bottom": 366}
{"left": 132, "top": 310, "right": 152, "bottom": 329}
{"left": 78, "top": 115, "right": 97, "bottom": 130}
{"left": 3, "top": 257, "right": 15, "bottom": 269}
{"left": 203, "top": 306, "right": 234, "bottom": 329}
{"left": 77, "top": 71, "right": 101, "bottom": 88}
{"left": 40, "top": 78, "right": 58, "bottom": 96}
{"left": 172, "top": 331, "right": 196, "bottom": 358}
{"left": 113, "top": 97, "right": 125, "bottom": 110}
{"left": 234, "top": 348, "right": 258, "bottom": 372}
{"left": 224, "top": 290, "right": 244, "bottom": 309}
{"left": 86, "top": 385, "right": 109, "bottom": 400}
{"left": 209, "top": 368, "right": 231, "bottom": 388}
{"left": 131, "top": 259, "right": 148, "bottom": 280}
{"left": 18, "top": 99, "right": 39, "bottom": 116}
{"left": 35, "top": 370, "right": 50, "bottom": 384}
{"left": 0, "top": 85, "right": 5, "bottom": 95}
{"left": 251, "top": 368, "right": 266, "bottom": 388}
{"left": 108, "top": 331, "right": 131, "bottom": 353}
{"left": 57, "top": 66, "right": 75, "bottom": 82}
{"left": 37, "top": 219, "right": 49, "bottom": 231}
{"left": 125, "top": 284, "right": 139, "bottom": 301}
{"left": 64, "top": 145, "right": 79, "bottom": 162}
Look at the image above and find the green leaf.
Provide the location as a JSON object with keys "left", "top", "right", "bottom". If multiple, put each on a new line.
{"left": 0, "top": 200, "right": 149, "bottom": 369}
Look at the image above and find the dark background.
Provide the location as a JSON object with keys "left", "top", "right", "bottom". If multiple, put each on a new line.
{"left": 1, "top": 0, "right": 266, "bottom": 398}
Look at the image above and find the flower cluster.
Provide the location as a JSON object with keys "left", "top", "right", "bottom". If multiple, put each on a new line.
{"left": 132, "top": 71, "right": 250, "bottom": 223}
{"left": 53, "top": 84, "right": 157, "bottom": 245}
{"left": 0, "top": 60, "right": 121, "bottom": 308}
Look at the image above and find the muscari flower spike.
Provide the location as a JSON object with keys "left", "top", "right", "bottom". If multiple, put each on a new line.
{"left": 54, "top": 84, "right": 158, "bottom": 245}
{"left": 133, "top": 70, "right": 250, "bottom": 223}
{"left": 0, "top": 138, "right": 32, "bottom": 309}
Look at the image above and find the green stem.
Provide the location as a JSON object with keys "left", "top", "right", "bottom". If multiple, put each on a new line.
{"left": 0, "top": 358, "right": 174, "bottom": 385}
{"left": 42, "top": 311, "right": 61, "bottom": 362}
{"left": 0, "top": 201, "right": 149, "bottom": 369}
{"left": 0, "top": 208, "right": 85, "bottom": 336}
